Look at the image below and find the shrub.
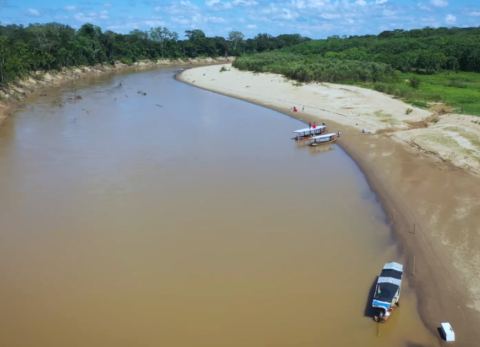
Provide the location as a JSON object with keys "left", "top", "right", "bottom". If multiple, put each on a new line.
{"left": 409, "top": 77, "right": 420, "bottom": 88}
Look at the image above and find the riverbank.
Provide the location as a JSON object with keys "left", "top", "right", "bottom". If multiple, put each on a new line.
{"left": 179, "top": 64, "right": 480, "bottom": 346}
{"left": 0, "top": 57, "right": 233, "bottom": 127}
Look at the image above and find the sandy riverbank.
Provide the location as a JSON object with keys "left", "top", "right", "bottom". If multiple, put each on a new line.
{"left": 0, "top": 57, "right": 233, "bottom": 127}
{"left": 179, "top": 64, "right": 480, "bottom": 346}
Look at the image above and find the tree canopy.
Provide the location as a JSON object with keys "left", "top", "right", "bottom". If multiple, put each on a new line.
{"left": 0, "top": 23, "right": 308, "bottom": 87}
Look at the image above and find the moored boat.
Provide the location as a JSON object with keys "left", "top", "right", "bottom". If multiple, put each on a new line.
{"left": 309, "top": 132, "right": 340, "bottom": 146}
{"left": 293, "top": 125, "right": 326, "bottom": 140}
{"left": 372, "top": 262, "right": 403, "bottom": 322}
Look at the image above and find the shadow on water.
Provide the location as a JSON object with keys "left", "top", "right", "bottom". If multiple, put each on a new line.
{"left": 364, "top": 276, "right": 380, "bottom": 319}
{"left": 308, "top": 143, "right": 334, "bottom": 155}
{"left": 436, "top": 326, "right": 447, "bottom": 343}
{"left": 405, "top": 342, "right": 435, "bottom": 347}
{"left": 293, "top": 138, "right": 335, "bottom": 155}
{"left": 293, "top": 137, "right": 311, "bottom": 148}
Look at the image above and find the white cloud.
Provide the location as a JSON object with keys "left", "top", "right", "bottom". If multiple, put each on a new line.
{"left": 74, "top": 12, "right": 93, "bottom": 22}
{"left": 208, "top": 16, "right": 226, "bottom": 23}
{"left": 170, "top": 10, "right": 226, "bottom": 29}
{"left": 99, "top": 10, "right": 109, "bottom": 20}
{"left": 320, "top": 13, "right": 341, "bottom": 19}
{"left": 27, "top": 8, "right": 40, "bottom": 16}
{"left": 470, "top": 11, "right": 480, "bottom": 17}
{"left": 431, "top": 0, "right": 448, "bottom": 8}
{"left": 205, "top": 0, "right": 256, "bottom": 10}
{"left": 290, "top": 0, "right": 330, "bottom": 10}
{"left": 143, "top": 19, "right": 166, "bottom": 27}
{"left": 355, "top": 0, "right": 367, "bottom": 6}
{"left": 205, "top": 0, "right": 232, "bottom": 9}
{"left": 232, "top": 0, "right": 257, "bottom": 5}
{"left": 64, "top": 5, "right": 76, "bottom": 11}
{"left": 445, "top": 13, "right": 456, "bottom": 24}
{"left": 375, "top": 0, "right": 388, "bottom": 4}
{"left": 417, "top": 3, "right": 432, "bottom": 11}
{"left": 382, "top": 8, "right": 396, "bottom": 17}
{"left": 261, "top": 4, "right": 299, "bottom": 21}
{"left": 74, "top": 10, "right": 109, "bottom": 22}
{"left": 205, "top": 0, "right": 220, "bottom": 6}
{"left": 246, "top": 24, "right": 257, "bottom": 29}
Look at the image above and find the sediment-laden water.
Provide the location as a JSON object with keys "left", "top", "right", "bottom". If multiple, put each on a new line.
{"left": 0, "top": 68, "right": 436, "bottom": 346}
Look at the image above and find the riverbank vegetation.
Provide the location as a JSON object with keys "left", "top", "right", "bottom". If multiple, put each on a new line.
{"left": 233, "top": 27, "right": 480, "bottom": 115}
{"left": 0, "top": 23, "right": 308, "bottom": 87}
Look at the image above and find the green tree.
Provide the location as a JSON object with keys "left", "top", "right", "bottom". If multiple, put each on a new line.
{"left": 228, "top": 31, "right": 244, "bottom": 55}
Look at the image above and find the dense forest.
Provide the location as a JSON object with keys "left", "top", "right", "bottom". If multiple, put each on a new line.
{"left": 2, "top": 24, "right": 480, "bottom": 114}
{"left": 234, "top": 27, "right": 480, "bottom": 83}
{"left": 0, "top": 23, "right": 308, "bottom": 87}
{"left": 233, "top": 27, "right": 480, "bottom": 114}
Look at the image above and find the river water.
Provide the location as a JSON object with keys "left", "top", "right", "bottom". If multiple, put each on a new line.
{"left": 0, "top": 68, "right": 437, "bottom": 346}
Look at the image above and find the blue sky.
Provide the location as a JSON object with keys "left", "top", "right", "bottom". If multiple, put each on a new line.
{"left": 1, "top": 0, "right": 479, "bottom": 38}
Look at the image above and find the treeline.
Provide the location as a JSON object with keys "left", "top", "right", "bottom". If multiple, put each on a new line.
{"left": 284, "top": 27, "right": 480, "bottom": 73}
{"left": 0, "top": 23, "right": 309, "bottom": 86}
{"left": 234, "top": 52, "right": 394, "bottom": 83}
{"left": 234, "top": 26, "right": 480, "bottom": 84}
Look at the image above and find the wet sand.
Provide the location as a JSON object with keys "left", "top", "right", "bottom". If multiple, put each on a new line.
{"left": 179, "top": 65, "right": 480, "bottom": 346}
{"left": 0, "top": 68, "right": 437, "bottom": 346}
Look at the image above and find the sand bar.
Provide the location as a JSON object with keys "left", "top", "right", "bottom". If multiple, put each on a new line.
{"left": 179, "top": 63, "right": 480, "bottom": 346}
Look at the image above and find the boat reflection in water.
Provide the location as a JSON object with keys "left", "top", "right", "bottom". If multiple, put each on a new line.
{"left": 308, "top": 143, "right": 334, "bottom": 155}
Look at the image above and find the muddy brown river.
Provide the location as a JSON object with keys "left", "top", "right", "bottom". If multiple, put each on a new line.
{"left": 0, "top": 68, "right": 437, "bottom": 346}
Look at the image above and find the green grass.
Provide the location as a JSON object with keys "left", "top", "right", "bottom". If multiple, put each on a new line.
{"left": 359, "top": 71, "right": 480, "bottom": 116}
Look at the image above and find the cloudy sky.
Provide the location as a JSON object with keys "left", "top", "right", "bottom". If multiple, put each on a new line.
{"left": 1, "top": 0, "right": 479, "bottom": 38}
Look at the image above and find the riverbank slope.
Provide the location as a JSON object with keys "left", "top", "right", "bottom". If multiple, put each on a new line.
{"left": 0, "top": 57, "right": 233, "bottom": 127}
{"left": 179, "top": 64, "right": 480, "bottom": 346}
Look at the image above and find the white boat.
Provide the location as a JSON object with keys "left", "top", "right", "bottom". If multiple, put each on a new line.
{"left": 309, "top": 132, "right": 339, "bottom": 146}
{"left": 293, "top": 125, "right": 326, "bottom": 140}
{"left": 372, "top": 262, "right": 403, "bottom": 322}
{"left": 440, "top": 322, "right": 455, "bottom": 342}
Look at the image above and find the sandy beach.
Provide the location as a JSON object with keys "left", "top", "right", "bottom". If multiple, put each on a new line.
{"left": 179, "top": 64, "right": 480, "bottom": 346}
